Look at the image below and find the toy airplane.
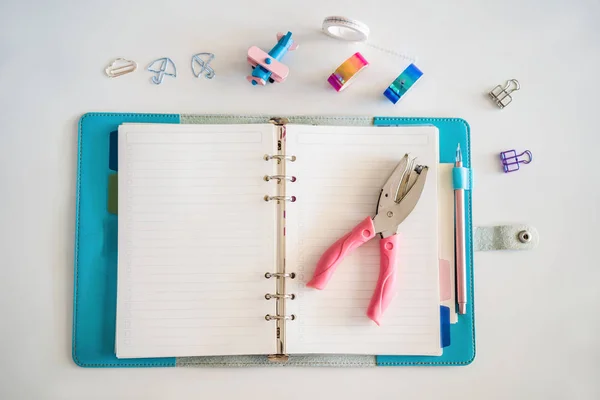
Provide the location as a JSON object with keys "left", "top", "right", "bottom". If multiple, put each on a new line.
{"left": 247, "top": 31, "right": 298, "bottom": 86}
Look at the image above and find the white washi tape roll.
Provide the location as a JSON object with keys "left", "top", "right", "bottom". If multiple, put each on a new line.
{"left": 322, "top": 16, "right": 370, "bottom": 42}
{"left": 321, "top": 16, "right": 416, "bottom": 63}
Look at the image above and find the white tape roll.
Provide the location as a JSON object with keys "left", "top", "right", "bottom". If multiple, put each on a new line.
{"left": 321, "top": 16, "right": 416, "bottom": 63}
{"left": 322, "top": 16, "right": 370, "bottom": 42}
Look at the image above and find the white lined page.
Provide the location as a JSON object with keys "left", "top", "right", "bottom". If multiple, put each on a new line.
{"left": 285, "top": 125, "right": 441, "bottom": 355}
{"left": 116, "top": 123, "right": 277, "bottom": 358}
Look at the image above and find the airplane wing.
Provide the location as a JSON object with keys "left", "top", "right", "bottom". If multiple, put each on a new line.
{"left": 247, "top": 46, "right": 289, "bottom": 82}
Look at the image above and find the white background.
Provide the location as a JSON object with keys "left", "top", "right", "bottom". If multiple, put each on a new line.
{"left": 1, "top": 0, "right": 599, "bottom": 399}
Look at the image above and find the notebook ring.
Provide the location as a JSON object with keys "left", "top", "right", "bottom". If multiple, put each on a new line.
{"left": 264, "top": 195, "right": 297, "bottom": 202}
{"left": 265, "top": 314, "right": 296, "bottom": 321}
{"left": 265, "top": 293, "right": 296, "bottom": 300}
{"left": 265, "top": 272, "right": 296, "bottom": 279}
{"left": 264, "top": 175, "right": 297, "bottom": 182}
{"left": 263, "top": 154, "right": 297, "bottom": 162}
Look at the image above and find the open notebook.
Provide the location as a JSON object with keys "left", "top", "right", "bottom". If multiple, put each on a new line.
{"left": 116, "top": 122, "right": 440, "bottom": 359}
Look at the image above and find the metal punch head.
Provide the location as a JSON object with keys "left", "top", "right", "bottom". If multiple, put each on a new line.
{"left": 374, "top": 154, "right": 428, "bottom": 237}
{"left": 105, "top": 58, "right": 137, "bottom": 78}
{"left": 489, "top": 79, "right": 520, "bottom": 109}
{"left": 147, "top": 57, "right": 177, "bottom": 85}
{"left": 378, "top": 154, "right": 421, "bottom": 210}
{"left": 191, "top": 53, "right": 215, "bottom": 79}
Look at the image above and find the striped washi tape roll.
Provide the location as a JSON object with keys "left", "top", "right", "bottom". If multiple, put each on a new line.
{"left": 327, "top": 52, "right": 370, "bottom": 92}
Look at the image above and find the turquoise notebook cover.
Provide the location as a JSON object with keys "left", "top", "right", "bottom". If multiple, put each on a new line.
{"left": 74, "top": 113, "right": 179, "bottom": 367}
{"left": 73, "top": 113, "right": 474, "bottom": 367}
{"left": 373, "top": 117, "right": 475, "bottom": 366}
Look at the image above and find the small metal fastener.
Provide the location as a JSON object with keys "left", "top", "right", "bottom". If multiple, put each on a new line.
{"left": 387, "top": 211, "right": 394, "bottom": 217}
{"left": 191, "top": 53, "right": 215, "bottom": 79}
{"left": 265, "top": 293, "right": 296, "bottom": 300}
{"left": 265, "top": 272, "right": 296, "bottom": 279}
{"left": 489, "top": 79, "right": 520, "bottom": 109}
{"left": 264, "top": 195, "right": 296, "bottom": 202}
{"left": 265, "top": 314, "right": 296, "bottom": 321}
{"left": 500, "top": 149, "right": 533, "bottom": 173}
{"left": 518, "top": 230, "right": 531, "bottom": 243}
{"left": 264, "top": 175, "right": 296, "bottom": 182}
{"left": 147, "top": 57, "right": 177, "bottom": 85}
{"left": 264, "top": 154, "right": 297, "bottom": 162}
{"left": 105, "top": 58, "right": 137, "bottom": 78}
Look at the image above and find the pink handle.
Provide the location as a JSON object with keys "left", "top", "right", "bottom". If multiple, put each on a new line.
{"left": 366, "top": 234, "right": 400, "bottom": 325}
{"left": 306, "top": 217, "right": 376, "bottom": 290}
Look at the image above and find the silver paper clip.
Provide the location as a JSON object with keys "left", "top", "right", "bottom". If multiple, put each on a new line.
{"left": 147, "top": 57, "right": 177, "bottom": 84}
{"left": 105, "top": 58, "right": 137, "bottom": 78}
{"left": 191, "top": 53, "right": 215, "bottom": 79}
{"left": 489, "top": 79, "right": 520, "bottom": 109}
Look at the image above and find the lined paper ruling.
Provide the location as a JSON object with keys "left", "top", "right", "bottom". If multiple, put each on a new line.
{"left": 115, "top": 124, "right": 277, "bottom": 358}
{"left": 285, "top": 125, "right": 442, "bottom": 356}
{"left": 114, "top": 122, "right": 443, "bottom": 358}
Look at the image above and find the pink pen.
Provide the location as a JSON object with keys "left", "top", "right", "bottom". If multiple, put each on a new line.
{"left": 455, "top": 144, "right": 467, "bottom": 314}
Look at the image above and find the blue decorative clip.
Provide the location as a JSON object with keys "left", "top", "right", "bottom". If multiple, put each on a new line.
{"left": 191, "top": 53, "right": 215, "bottom": 79}
{"left": 147, "top": 57, "right": 177, "bottom": 85}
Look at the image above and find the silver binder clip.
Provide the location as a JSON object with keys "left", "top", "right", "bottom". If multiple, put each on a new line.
{"left": 489, "top": 79, "right": 520, "bottom": 109}
{"left": 147, "top": 57, "right": 177, "bottom": 84}
{"left": 191, "top": 53, "right": 215, "bottom": 79}
{"left": 105, "top": 58, "right": 137, "bottom": 78}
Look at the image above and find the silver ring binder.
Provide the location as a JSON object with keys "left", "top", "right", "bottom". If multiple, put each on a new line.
{"left": 265, "top": 118, "right": 296, "bottom": 363}
{"left": 265, "top": 293, "right": 296, "bottom": 300}
{"left": 264, "top": 154, "right": 297, "bottom": 162}
{"left": 264, "top": 195, "right": 296, "bottom": 202}
{"left": 265, "top": 314, "right": 296, "bottom": 321}
{"left": 265, "top": 272, "right": 296, "bottom": 279}
{"left": 264, "top": 175, "right": 297, "bottom": 182}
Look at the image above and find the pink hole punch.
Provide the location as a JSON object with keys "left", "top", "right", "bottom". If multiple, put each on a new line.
{"left": 306, "top": 154, "right": 428, "bottom": 325}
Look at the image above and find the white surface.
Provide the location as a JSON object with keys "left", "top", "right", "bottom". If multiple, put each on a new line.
{"left": 116, "top": 124, "right": 277, "bottom": 358}
{"left": 0, "top": 0, "right": 599, "bottom": 398}
{"left": 286, "top": 125, "right": 441, "bottom": 355}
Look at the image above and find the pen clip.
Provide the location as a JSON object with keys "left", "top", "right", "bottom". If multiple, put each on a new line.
{"left": 452, "top": 166, "right": 471, "bottom": 190}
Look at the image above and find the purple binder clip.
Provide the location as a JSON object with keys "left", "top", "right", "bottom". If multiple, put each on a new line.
{"left": 500, "top": 149, "right": 532, "bottom": 173}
